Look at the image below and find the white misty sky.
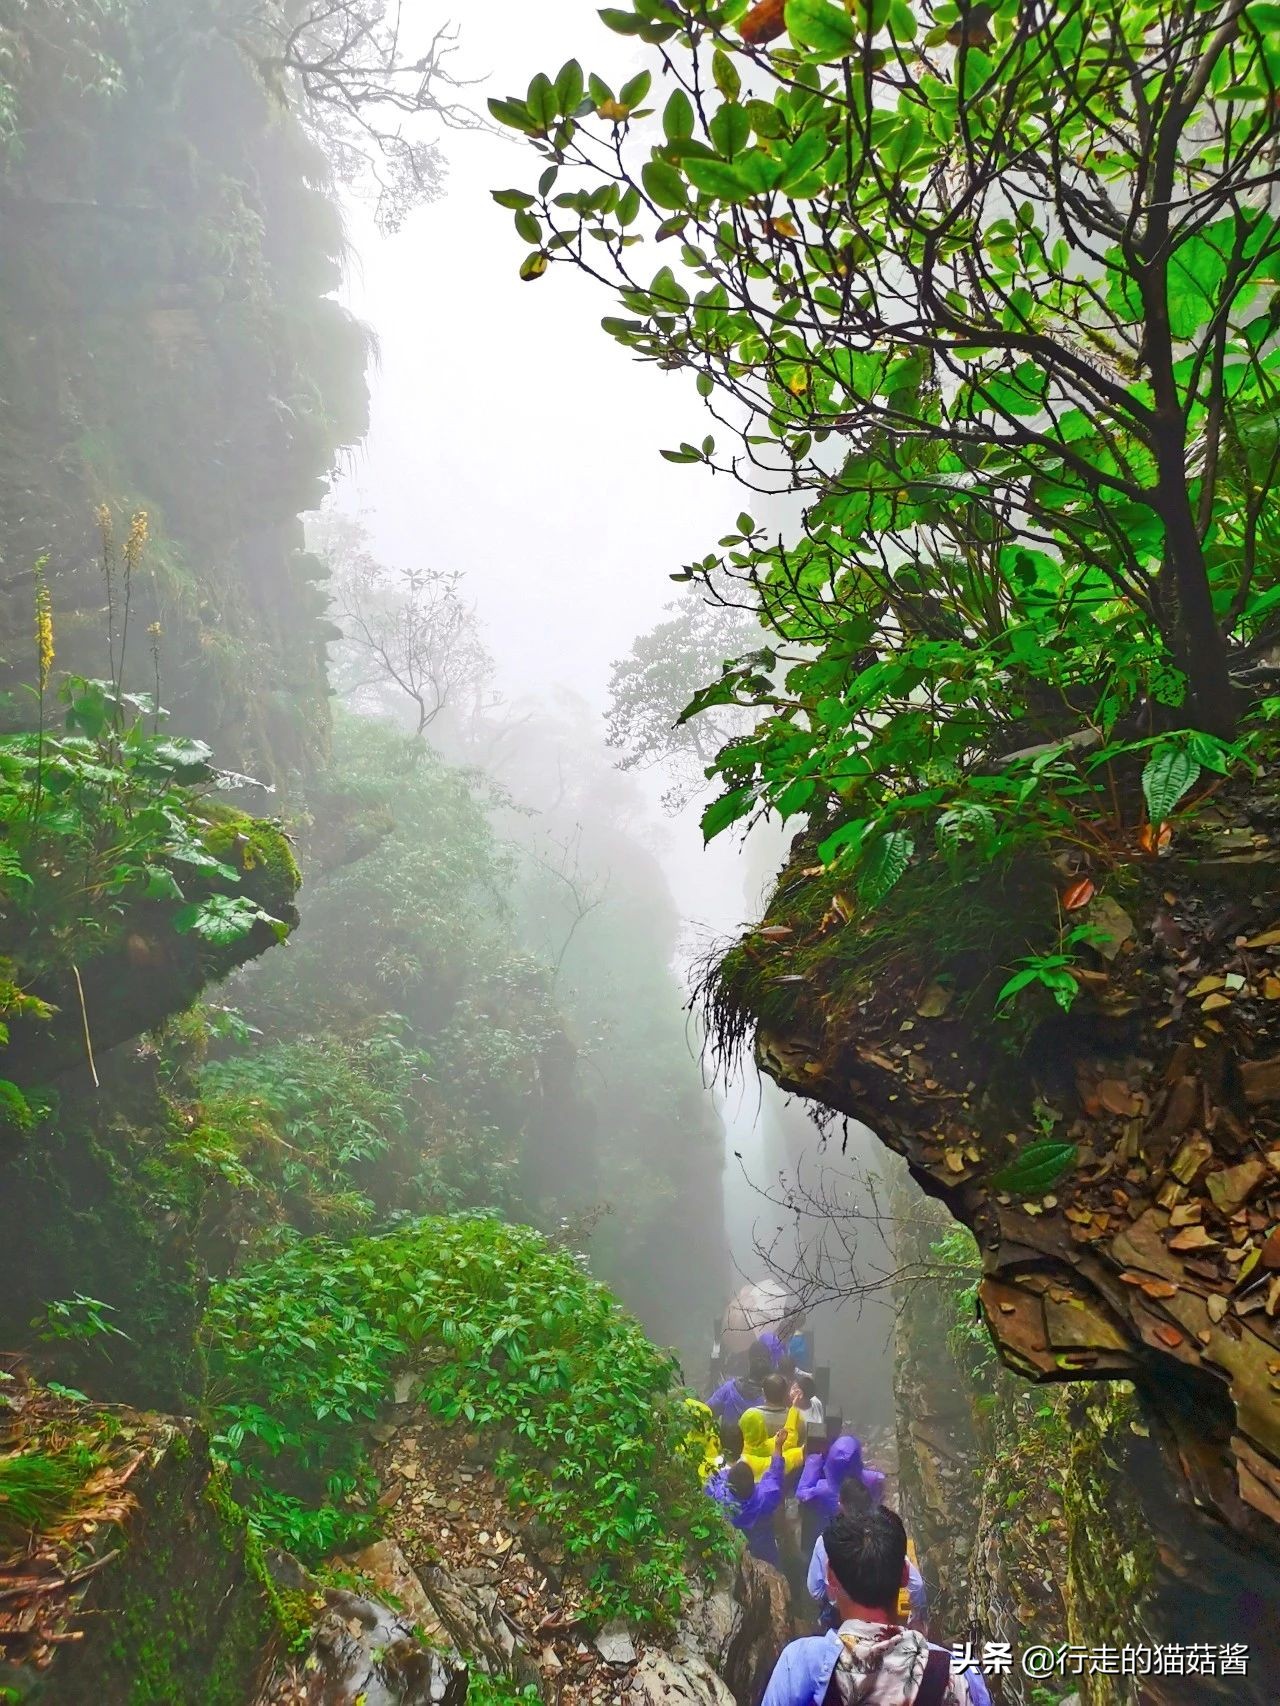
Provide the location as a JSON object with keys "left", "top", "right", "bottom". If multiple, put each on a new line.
{"left": 335, "top": 0, "right": 733, "bottom": 715}
{"left": 331, "top": 0, "right": 781, "bottom": 944}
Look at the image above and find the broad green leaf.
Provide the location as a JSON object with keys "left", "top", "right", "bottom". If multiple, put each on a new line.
{"left": 701, "top": 786, "right": 755, "bottom": 840}
{"left": 710, "top": 102, "right": 752, "bottom": 160}
{"left": 712, "top": 48, "right": 741, "bottom": 102}
{"left": 620, "top": 68, "right": 653, "bottom": 108}
{"left": 857, "top": 829, "right": 913, "bottom": 906}
{"left": 1141, "top": 744, "right": 1200, "bottom": 824}
{"left": 663, "top": 89, "right": 695, "bottom": 142}
{"left": 684, "top": 154, "right": 758, "bottom": 201}
{"left": 990, "top": 1141, "right": 1079, "bottom": 1197}
{"left": 817, "top": 818, "right": 868, "bottom": 865}
{"left": 785, "top": 0, "right": 858, "bottom": 57}
{"left": 487, "top": 97, "right": 539, "bottom": 135}
{"left": 554, "top": 59, "right": 585, "bottom": 114}
{"left": 642, "top": 158, "right": 688, "bottom": 210}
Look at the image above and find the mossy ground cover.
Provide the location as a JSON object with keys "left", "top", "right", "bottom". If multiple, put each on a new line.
{"left": 0, "top": 1377, "right": 270, "bottom": 1704}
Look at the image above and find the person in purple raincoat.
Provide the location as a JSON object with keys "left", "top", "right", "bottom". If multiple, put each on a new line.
{"left": 707, "top": 1339, "right": 773, "bottom": 1424}
{"left": 797, "top": 1434, "right": 886, "bottom": 1556}
{"left": 798, "top": 1434, "right": 886, "bottom": 1518}
{"left": 757, "top": 1329, "right": 788, "bottom": 1369}
{"left": 706, "top": 1426, "right": 789, "bottom": 1565}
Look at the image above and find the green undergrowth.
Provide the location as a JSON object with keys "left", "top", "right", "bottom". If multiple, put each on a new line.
{"left": 465, "top": 1677, "right": 542, "bottom": 1706}
{"left": 0, "top": 676, "right": 295, "bottom": 979}
{"left": 178, "top": 1017, "right": 429, "bottom": 1236}
{"left": 202, "top": 1213, "right": 735, "bottom": 1626}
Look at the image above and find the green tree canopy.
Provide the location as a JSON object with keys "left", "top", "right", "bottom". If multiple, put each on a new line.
{"left": 491, "top": 0, "right": 1280, "bottom": 912}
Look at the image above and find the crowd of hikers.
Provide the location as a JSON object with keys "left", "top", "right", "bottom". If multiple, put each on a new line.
{"left": 692, "top": 1334, "right": 991, "bottom": 1706}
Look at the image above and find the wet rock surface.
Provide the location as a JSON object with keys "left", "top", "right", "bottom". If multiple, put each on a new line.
{"left": 254, "top": 1568, "right": 469, "bottom": 1706}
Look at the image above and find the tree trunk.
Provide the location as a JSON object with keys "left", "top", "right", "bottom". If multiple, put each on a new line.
{"left": 1156, "top": 443, "right": 1237, "bottom": 740}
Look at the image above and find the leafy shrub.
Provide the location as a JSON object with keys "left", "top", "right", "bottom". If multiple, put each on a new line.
{"left": 187, "top": 1021, "right": 425, "bottom": 1232}
{"left": 203, "top": 1214, "right": 736, "bottom": 1623}
{"left": 489, "top": 0, "right": 1280, "bottom": 1009}
{"left": 0, "top": 675, "right": 290, "bottom": 984}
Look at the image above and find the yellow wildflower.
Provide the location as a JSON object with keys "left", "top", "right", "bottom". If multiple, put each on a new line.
{"left": 124, "top": 509, "right": 149, "bottom": 569}
{"left": 34, "top": 562, "right": 53, "bottom": 693}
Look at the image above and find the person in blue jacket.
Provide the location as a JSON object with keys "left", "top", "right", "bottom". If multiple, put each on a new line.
{"left": 760, "top": 1508, "right": 992, "bottom": 1706}
{"left": 706, "top": 1425, "right": 788, "bottom": 1565}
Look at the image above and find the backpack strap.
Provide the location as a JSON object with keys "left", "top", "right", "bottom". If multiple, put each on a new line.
{"left": 913, "top": 1646, "right": 952, "bottom": 1706}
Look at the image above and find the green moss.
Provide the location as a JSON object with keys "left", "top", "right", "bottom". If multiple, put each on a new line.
{"left": 198, "top": 805, "right": 302, "bottom": 911}
{"left": 203, "top": 1472, "right": 314, "bottom": 1651}
{"left": 92, "top": 1449, "right": 272, "bottom": 1706}
{"left": 0, "top": 1077, "right": 202, "bottom": 1409}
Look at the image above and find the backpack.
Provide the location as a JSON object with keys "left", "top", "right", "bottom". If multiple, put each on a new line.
{"left": 819, "top": 1643, "right": 951, "bottom": 1706}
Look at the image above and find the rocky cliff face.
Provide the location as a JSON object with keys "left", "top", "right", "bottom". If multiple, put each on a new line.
{"left": 707, "top": 805, "right": 1280, "bottom": 1674}
{"left": 0, "top": 3, "right": 369, "bottom": 784}
{"left": 894, "top": 1204, "right": 1278, "bottom": 1705}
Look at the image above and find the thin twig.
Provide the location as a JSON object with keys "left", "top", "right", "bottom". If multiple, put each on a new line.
{"left": 71, "top": 964, "right": 99, "bottom": 1090}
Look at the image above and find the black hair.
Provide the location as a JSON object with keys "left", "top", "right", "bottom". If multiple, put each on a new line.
{"left": 747, "top": 1342, "right": 772, "bottom": 1380}
{"left": 824, "top": 1508, "right": 907, "bottom": 1616}
{"left": 719, "top": 1419, "right": 744, "bottom": 1458}
{"left": 726, "top": 1459, "right": 756, "bottom": 1500}
{"left": 795, "top": 1372, "right": 817, "bottom": 1401}
{"left": 762, "top": 1371, "right": 789, "bottom": 1405}
{"left": 837, "top": 1474, "right": 872, "bottom": 1518}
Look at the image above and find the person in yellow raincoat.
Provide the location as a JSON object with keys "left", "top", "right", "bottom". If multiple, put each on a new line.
{"left": 684, "top": 1398, "right": 746, "bottom": 1485}
{"left": 684, "top": 1398, "right": 721, "bottom": 1482}
{"left": 740, "top": 1403, "right": 804, "bottom": 1479}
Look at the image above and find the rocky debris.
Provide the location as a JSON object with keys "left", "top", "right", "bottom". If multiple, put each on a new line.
{"left": 628, "top": 1650, "right": 735, "bottom": 1706}
{"left": 595, "top": 1619, "right": 638, "bottom": 1666}
{"left": 253, "top": 1552, "right": 468, "bottom": 1706}
{"left": 370, "top": 1407, "right": 791, "bottom": 1706}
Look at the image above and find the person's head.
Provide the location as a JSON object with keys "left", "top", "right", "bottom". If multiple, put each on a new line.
{"left": 762, "top": 1371, "right": 789, "bottom": 1406}
{"left": 824, "top": 1509, "right": 908, "bottom": 1622}
{"left": 726, "top": 1459, "right": 756, "bottom": 1501}
{"left": 837, "top": 1474, "right": 873, "bottom": 1521}
{"left": 719, "top": 1419, "right": 744, "bottom": 1460}
{"left": 747, "top": 1342, "right": 772, "bottom": 1382}
{"left": 794, "top": 1371, "right": 817, "bottom": 1403}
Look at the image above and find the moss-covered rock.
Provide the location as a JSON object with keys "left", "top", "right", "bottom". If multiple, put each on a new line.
{"left": 1, "top": 803, "right": 300, "bottom": 1092}
{"left": 0, "top": 1386, "right": 272, "bottom": 1705}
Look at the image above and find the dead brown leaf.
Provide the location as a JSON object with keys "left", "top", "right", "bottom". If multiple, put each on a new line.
{"left": 1168, "top": 1224, "right": 1218, "bottom": 1252}
{"left": 1098, "top": 1080, "right": 1142, "bottom": 1117}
